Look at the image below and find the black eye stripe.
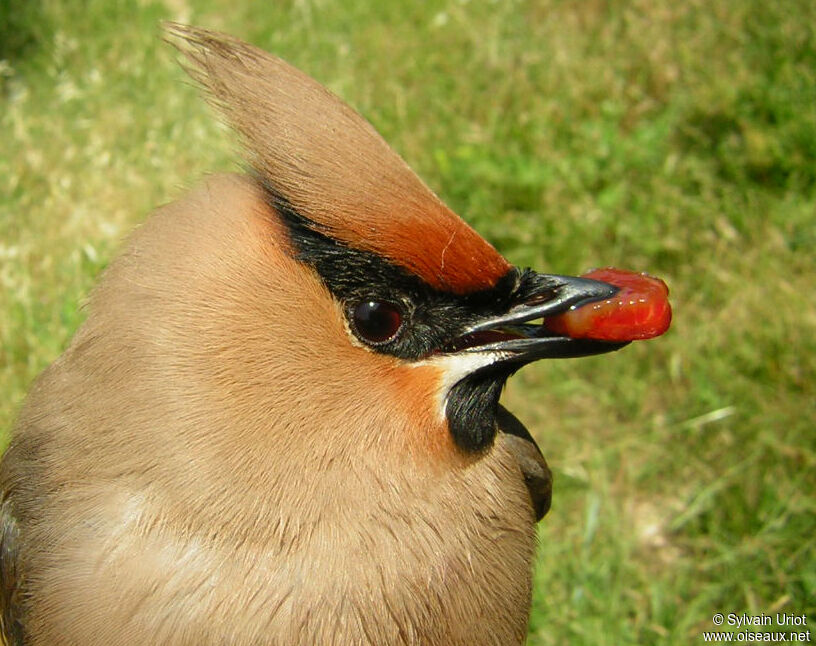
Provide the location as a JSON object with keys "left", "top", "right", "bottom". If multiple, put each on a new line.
{"left": 263, "top": 179, "right": 519, "bottom": 360}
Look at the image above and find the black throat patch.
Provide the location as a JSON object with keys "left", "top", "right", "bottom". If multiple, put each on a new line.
{"left": 260, "top": 179, "right": 520, "bottom": 359}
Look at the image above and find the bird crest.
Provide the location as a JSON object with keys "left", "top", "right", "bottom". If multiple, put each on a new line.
{"left": 165, "top": 23, "right": 511, "bottom": 294}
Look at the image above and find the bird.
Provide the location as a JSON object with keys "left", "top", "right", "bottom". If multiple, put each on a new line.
{"left": 0, "top": 24, "right": 649, "bottom": 645}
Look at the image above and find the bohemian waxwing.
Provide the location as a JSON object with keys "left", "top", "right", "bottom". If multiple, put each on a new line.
{"left": 0, "top": 24, "right": 669, "bottom": 646}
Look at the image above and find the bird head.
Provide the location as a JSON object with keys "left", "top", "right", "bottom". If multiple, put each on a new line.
{"left": 161, "top": 24, "right": 628, "bottom": 477}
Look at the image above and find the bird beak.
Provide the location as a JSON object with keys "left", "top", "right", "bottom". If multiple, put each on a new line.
{"left": 446, "top": 272, "right": 629, "bottom": 364}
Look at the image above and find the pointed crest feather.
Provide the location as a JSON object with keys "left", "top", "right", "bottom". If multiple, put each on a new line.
{"left": 164, "top": 23, "right": 511, "bottom": 293}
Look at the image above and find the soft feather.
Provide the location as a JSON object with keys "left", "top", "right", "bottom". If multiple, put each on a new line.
{"left": 164, "top": 23, "right": 511, "bottom": 295}
{"left": 0, "top": 175, "right": 538, "bottom": 645}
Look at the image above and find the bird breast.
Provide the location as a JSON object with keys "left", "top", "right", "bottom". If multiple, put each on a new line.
{"left": 6, "top": 175, "right": 537, "bottom": 645}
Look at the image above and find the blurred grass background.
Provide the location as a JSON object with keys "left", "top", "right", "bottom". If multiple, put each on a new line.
{"left": 1, "top": 0, "right": 814, "bottom": 643}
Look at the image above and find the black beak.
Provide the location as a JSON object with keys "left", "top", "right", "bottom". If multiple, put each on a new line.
{"left": 442, "top": 271, "right": 628, "bottom": 455}
{"left": 450, "top": 272, "right": 629, "bottom": 363}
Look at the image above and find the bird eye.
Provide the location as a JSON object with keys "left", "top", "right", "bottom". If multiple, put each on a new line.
{"left": 351, "top": 300, "right": 404, "bottom": 345}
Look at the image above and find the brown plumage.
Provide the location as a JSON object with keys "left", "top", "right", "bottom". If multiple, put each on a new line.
{"left": 168, "top": 24, "right": 510, "bottom": 295}
{"left": 0, "top": 25, "right": 632, "bottom": 645}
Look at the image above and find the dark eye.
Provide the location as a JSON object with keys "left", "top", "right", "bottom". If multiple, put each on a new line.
{"left": 351, "top": 300, "right": 404, "bottom": 345}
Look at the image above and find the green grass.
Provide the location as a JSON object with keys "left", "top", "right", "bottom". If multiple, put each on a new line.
{"left": 2, "top": 0, "right": 814, "bottom": 643}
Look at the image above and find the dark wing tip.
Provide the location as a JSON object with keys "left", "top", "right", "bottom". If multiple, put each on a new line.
{"left": 0, "top": 499, "right": 24, "bottom": 646}
{"left": 497, "top": 405, "right": 552, "bottom": 522}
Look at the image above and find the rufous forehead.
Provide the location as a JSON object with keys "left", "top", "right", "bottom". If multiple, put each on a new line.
{"left": 319, "top": 202, "right": 512, "bottom": 294}
{"left": 378, "top": 225, "right": 511, "bottom": 294}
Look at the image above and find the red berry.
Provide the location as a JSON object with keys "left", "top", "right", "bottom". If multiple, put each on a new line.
{"left": 546, "top": 268, "right": 672, "bottom": 341}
